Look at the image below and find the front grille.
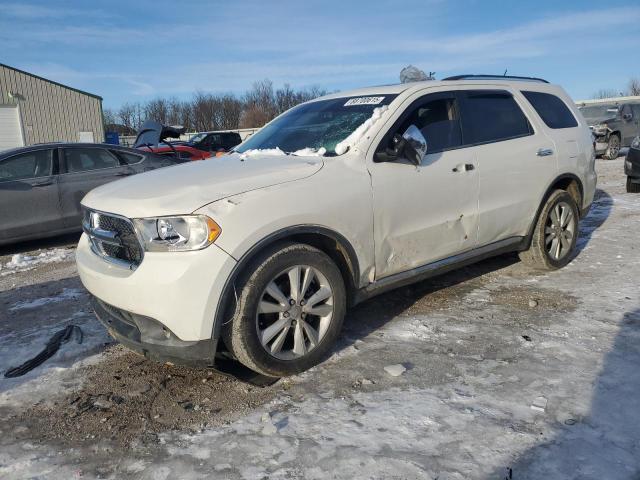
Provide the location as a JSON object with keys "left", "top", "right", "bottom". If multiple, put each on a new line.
{"left": 83, "top": 209, "right": 144, "bottom": 268}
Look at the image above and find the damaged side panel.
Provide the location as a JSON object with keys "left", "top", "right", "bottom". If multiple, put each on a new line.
{"left": 369, "top": 148, "right": 480, "bottom": 280}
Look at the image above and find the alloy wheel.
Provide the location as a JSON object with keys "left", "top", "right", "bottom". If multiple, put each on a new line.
{"left": 608, "top": 136, "right": 620, "bottom": 159}
{"left": 545, "top": 201, "right": 576, "bottom": 260}
{"left": 256, "top": 265, "right": 334, "bottom": 360}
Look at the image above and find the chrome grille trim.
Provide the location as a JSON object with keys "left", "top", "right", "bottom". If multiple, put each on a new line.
{"left": 82, "top": 208, "right": 144, "bottom": 270}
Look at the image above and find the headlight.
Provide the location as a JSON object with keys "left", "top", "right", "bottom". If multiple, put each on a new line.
{"left": 592, "top": 124, "right": 608, "bottom": 135}
{"left": 132, "top": 215, "right": 221, "bottom": 252}
{"left": 631, "top": 136, "right": 640, "bottom": 149}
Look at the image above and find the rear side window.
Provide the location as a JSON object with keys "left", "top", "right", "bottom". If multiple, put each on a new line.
{"left": 460, "top": 91, "right": 532, "bottom": 145}
{"left": 0, "top": 150, "right": 52, "bottom": 182}
{"left": 223, "top": 133, "right": 241, "bottom": 149}
{"left": 208, "top": 134, "right": 223, "bottom": 150}
{"left": 522, "top": 91, "right": 578, "bottom": 129}
{"left": 114, "top": 150, "right": 144, "bottom": 165}
{"left": 64, "top": 148, "right": 120, "bottom": 173}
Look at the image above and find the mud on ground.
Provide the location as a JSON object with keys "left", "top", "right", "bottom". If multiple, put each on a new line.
{"left": 13, "top": 346, "right": 279, "bottom": 446}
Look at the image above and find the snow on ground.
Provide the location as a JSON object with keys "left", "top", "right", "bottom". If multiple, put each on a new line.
{"left": 0, "top": 248, "right": 74, "bottom": 276}
{"left": 0, "top": 158, "right": 639, "bottom": 479}
{"left": 9, "top": 288, "right": 83, "bottom": 311}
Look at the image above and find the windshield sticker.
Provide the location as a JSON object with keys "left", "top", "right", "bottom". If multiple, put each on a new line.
{"left": 344, "top": 96, "right": 385, "bottom": 106}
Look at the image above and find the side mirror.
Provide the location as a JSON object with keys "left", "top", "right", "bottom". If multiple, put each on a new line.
{"left": 400, "top": 125, "right": 428, "bottom": 165}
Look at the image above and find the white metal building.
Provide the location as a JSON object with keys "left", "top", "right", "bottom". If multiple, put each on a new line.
{"left": 0, "top": 63, "right": 104, "bottom": 151}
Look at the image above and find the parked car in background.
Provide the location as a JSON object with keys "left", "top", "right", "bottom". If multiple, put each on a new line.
{"left": 138, "top": 144, "right": 211, "bottom": 161}
{"left": 625, "top": 136, "right": 640, "bottom": 193}
{"left": 134, "top": 120, "right": 212, "bottom": 161}
{"left": 577, "top": 97, "right": 640, "bottom": 159}
{"left": 77, "top": 75, "right": 596, "bottom": 378}
{"left": 0, "top": 143, "right": 182, "bottom": 246}
{"left": 186, "top": 131, "right": 242, "bottom": 153}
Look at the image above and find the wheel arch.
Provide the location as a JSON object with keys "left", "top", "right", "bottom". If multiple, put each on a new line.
{"left": 522, "top": 173, "right": 584, "bottom": 250}
{"left": 211, "top": 225, "right": 361, "bottom": 341}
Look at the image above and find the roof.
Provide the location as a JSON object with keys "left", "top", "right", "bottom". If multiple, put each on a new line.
{"left": 0, "top": 143, "right": 141, "bottom": 158}
{"left": 314, "top": 78, "right": 561, "bottom": 102}
{"left": 0, "top": 63, "right": 103, "bottom": 101}
{"left": 575, "top": 96, "right": 640, "bottom": 106}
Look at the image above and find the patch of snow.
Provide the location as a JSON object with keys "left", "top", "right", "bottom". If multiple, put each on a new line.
{"left": 9, "top": 288, "right": 83, "bottom": 311}
{"left": 384, "top": 364, "right": 407, "bottom": 376}
{"left": 239, "top": 147, "right": 286, "bottom": 159}
{"left": 531, "top": 396, "right": 548, "bottom": 413}
{"left": 291, "top": 147, "right": 326, "bottom": 157}
{"left": 261, "top": 423, "right": 278, "bottom": 435}
{"left": 335, "top": 105, "right": 389, "bottom": 155}
{"left": 1, "top": 248, "right": 74, "bottom": 276}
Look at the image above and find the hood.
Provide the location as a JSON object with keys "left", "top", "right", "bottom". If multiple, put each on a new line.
{"left": 82, "top": 153, "right": 324, "bottom": 218}
{"left": 133, "top": 120, "right": 185, "bottom": 148}
{"left": 585, "top": 116, "right": 616, "bottom": 126}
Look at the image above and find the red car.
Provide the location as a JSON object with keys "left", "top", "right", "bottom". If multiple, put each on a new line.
{"left": 134, "top": 121, "right": 211, "bottom": 161}
{"left": 138, "top": 144, "right": 211, "bottom": 161}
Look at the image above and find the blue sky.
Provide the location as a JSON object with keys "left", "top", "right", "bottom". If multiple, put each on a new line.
{"left": 1, "top": 0, "right": 639, "bottom": 109}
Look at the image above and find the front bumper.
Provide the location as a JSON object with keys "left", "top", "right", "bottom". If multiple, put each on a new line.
{"left": 93, "top": 296, "right": 217, "bottom": 366}
{"left": 625, "top": 148, "right": 640, "bottom": 178}
{"left": 76, "top": 233, "right": 237, "bottom": 342}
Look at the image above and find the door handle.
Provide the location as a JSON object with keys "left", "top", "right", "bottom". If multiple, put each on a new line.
{"left": 452, "top": 163, "right": 475, "bottom": 173}
{"left": 115, "top": 172, "right": 133, "bottom": 177}
{"left": 32, "top": 180, "right": 53, "bottom": 187}
{"left": 537, "top": 148, "right": 554, "bottom": 157}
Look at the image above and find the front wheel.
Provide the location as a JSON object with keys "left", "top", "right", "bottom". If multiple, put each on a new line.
{"left": 519, "top": 190, "right": 580, "bottom": 270}
{"left": 603, "top": 134, "right": 620, "bottom": 160}
{"left": 222, "top": 242, "right": 346, "bottom": 377}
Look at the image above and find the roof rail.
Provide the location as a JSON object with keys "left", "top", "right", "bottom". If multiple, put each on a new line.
{"left": 442, "top": 74, "right": 549, "bottom": 84}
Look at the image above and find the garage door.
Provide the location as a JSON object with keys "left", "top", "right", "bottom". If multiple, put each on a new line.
{"left": 0, "top": 105, "right": 24, "bottom": 151}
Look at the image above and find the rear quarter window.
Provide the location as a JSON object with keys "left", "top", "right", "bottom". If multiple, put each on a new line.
{"left": 113, "top": 150, "right": 144, "bottom": 165}
{"left": 522, "top": 91, "right": 578, "bottom": 129}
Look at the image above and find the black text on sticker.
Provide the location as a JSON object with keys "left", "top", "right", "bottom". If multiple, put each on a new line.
{"left": 344, "top": 96, "right": 385, "bottom": 106}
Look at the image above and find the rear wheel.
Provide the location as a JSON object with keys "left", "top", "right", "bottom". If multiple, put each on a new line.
{"left": 603, "top": 134, "right": 620, "bottom": 160}
{"left": 627, "top": 177, "right": 640, "bottom": 193}
{"left": 519, "top": 190, "right": 579, "bottom": 270}
{"left": 222, "top": 242, "right": 346, "bottom": 377}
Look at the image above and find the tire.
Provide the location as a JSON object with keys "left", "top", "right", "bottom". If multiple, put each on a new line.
{"left": 222, "top": 242, "right": 346, "bottom": 377}
{"left": 519, "top": 190, "right": 580, "bottom": 270}
{"left": 603, "top": 134, "right": 620, "bottom": 160}
{"left": 627, "top": 177, "right": 640, "bottom": 193}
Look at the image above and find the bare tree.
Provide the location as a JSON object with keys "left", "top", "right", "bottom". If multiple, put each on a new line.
{"left": 118, "top": 102, "right": 137, "bottom": 130}
{"left": 592, "top": 88, "right": 621, "bottom": 100}
{"left": 102, "top": 108, "right": 117, "bottom": 126}
{"left": 192, "top": 91, "right": 218, "bottom": 131}
{"left": 144, "top": 98, "right": 170, "bottom": 125}
{"left": 628, "top": 77, "right": 640, "bottom": 96}
{"left": 217, "top": 94, "right": 243, "bottom": 130}
{"left": 112, "top": 79, "right": 330, "bottom": 132}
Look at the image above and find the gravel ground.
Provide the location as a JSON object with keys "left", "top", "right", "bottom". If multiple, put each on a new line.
{"left": 0, "top": 158, "right": 638, "bottom": 479}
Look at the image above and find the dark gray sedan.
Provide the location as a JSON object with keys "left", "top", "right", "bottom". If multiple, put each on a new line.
{"left": 0, "top": 143, "right": 182, "bottom": 246}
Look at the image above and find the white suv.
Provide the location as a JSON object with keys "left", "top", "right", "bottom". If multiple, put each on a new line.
{"left": 77, "top": 76, "right": 596, "bottom": 377}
